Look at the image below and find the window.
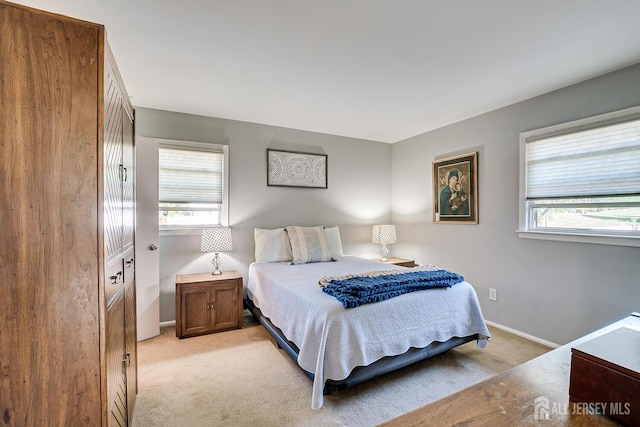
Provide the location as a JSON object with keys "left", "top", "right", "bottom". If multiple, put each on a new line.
{"left": 158, "top": 141, "right": 228, "bottom": 230}
{"left": 518, "top": 106, "right": 640, "bottom": 247}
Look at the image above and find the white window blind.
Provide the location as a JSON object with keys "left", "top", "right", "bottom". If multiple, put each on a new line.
{"left": 525, "top": 118, "right": 640, "bottom": 200}
{"left": 519, "top": 106, "right": 640, "bottom": 246}
{"left": 159, "top": 146, "right": 223, "bottom": 205}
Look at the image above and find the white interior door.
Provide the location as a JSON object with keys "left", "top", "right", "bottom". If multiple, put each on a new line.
{"left": 135, "top": 136, "right": 160, "bottom": 341}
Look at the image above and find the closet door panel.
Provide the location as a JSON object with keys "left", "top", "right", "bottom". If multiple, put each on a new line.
{"left": 122, "top": 107, "right": 135, "bottom": 252}
{"left": 106, "top": 290, "right": 127, "bottom": 427}
{"left": 0, "top": 3, "right": 103, "bottom": 424}
{"left": 104, "top": 60, "right": 124, "bottom": 266}
{"left": 124, "top": 276, "right": 138, "bottom": 420}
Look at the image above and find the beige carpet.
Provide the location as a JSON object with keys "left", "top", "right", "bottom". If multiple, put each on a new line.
{"left": 131, "top": 312, "right": 550, "bottom": 427}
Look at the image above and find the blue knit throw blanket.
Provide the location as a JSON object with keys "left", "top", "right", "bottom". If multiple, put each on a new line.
{"left": 321, "top": 268, "right": 464, "bottom": 308}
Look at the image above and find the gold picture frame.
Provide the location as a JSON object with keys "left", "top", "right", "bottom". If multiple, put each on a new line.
{"left": 433, "top": 152, "right": 478, "bottom": 224}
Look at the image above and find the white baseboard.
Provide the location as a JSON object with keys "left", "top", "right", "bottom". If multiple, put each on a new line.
{"left": 484, "top": 319, "right": 560, "bottom": 349}
{"left": 159, "top": 320, "right": 176, "bottom": 328}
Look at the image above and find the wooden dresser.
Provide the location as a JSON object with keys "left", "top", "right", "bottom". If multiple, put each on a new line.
{"left": 0, "top": 2, "right": 137, "bottom": 425}
{"left": 380, "top": 314, "right": 640, "bottom": 427}
{"left": 569, "top": 327, "right": 640, "bottom": 426}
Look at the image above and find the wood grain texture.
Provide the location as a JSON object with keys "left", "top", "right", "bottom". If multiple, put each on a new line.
{"left": 175, "top": 271, "right": 243, "bottom": 338}
{"left": 104, "top": 57, "right": 125, "bottom": 265}
{"left": 380, "top": 316, "right": 640, "bottom": 427}
{"left": 124, "top": 276, "right": 138, "bottom": 420}
{"left": 122, "top": 106, "right": 135, "bottom": 255}
{"left": 375, "top": 257, "right": 416, "bottom": 267}
{"left": 103, "top": 33, "right": 137, "bottom": 427}
{"left": 212, "top": 286, "right": 238, "bottom": 330}
{"left": 568, "top": 328, "right": 640, "bottom": 426}
{"left": 1, "top": 2, "right": 136, "bottom": 425}
{"left": 106, "top": 290, "right": 127, "bottom": 427}
{"left": 0, "top": 3, "right": 103, "bottom": 425}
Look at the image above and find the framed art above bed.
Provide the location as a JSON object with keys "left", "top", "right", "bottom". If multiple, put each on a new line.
{"left": 267, "top": 149, "right": 328, "bottom": 188}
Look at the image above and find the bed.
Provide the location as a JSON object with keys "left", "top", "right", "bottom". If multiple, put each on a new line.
{"left": 245, "top": 226, "right": 490, "bottom": 409}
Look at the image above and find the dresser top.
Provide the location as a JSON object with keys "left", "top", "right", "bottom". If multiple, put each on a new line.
{"left": 571, "top": 327, "right": 640, "bottom": 379}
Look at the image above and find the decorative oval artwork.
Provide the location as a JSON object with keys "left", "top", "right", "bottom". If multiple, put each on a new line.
{"left": 267, "top": 149, "right": 327, "bottom": 188}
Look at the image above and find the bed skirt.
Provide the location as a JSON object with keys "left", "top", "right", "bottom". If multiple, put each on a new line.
{"left": 244, "top": 296, "right": 479, "bottom": 394}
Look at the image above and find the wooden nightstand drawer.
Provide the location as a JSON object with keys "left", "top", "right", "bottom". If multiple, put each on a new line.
{"left": 175, "top": 271, "right": 243, "bottom": 338}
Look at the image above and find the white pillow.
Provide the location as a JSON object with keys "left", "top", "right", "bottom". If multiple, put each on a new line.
{"left": 254, "top": 228, "right": 293, "bottom": 263}
{"left": 286, "top": 225, "right": 332, "bottom": 264}
{"left": 324, "top": 226, "right": 344, "bottom": 259}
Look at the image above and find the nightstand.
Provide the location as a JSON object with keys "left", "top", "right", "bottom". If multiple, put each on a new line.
{"left": 175, "top": 270, "right": 243, "bottom": 338}
{"left": 375, "top": 257, "right": 416, "bottom": 267}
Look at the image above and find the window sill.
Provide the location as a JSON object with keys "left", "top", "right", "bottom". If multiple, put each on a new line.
{"left": 517, "top": 230, "right": 640, "bottom": 247}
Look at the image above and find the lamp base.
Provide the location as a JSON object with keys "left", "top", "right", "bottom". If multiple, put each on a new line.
{"left": 211, "top": 253, "right": 223, "bottom": 275}
{"left": 379, "top": 245, "right": 390, "bottom": 262}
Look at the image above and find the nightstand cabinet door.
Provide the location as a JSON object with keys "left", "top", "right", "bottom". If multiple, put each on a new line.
{"left": 210, "top": 284, "right": 239, "bottom": 331}
{"left": 181, "top": 286, "right": 211, "bottom": 337}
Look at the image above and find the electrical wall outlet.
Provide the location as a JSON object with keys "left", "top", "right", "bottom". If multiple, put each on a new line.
{"left": 489, "top": 288, "right": 497, "bottom": 301}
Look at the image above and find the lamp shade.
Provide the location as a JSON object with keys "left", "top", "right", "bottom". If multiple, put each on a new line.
{"left": 200, "top": 227, "right": 233, "bottom": 253}
{"left": 372, "top": 225, "right": 397, "bottom": 245}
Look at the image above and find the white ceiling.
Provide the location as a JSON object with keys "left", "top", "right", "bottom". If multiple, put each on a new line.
{"left": 16, "top": 0, "right": 640, "bottom": 143}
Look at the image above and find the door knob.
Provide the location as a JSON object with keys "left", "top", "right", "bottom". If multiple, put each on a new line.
{"left": 148, "top": 244, "right": 158, "bottom": 251}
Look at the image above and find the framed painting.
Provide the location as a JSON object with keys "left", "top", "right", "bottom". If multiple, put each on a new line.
{"left": 267, "top": 149, "right": 328, "bottom": 188}
{"left": 433, "top": 152, "right": 478, "bottom": 224}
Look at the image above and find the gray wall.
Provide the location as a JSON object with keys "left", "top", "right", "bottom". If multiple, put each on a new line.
{"left": 135, "top": 110, "right": 392, "bottom": 322}
{"left": 391, "top": 63, "right": 640, "bottom": 345}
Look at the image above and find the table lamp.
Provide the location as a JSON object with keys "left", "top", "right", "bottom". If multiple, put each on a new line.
{"left": 200, "top": 227, "right": 233, "bottom": 275}
{"left": 372, "top": 224, "right": 396, "bottom": 262}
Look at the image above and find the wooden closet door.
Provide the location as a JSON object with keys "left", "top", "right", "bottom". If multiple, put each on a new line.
{"left": 122, "top": 108, "right": 135, "bottom": 253}
{"left": 124, "top": 276, "right": 138, "bottom": 420}
{"left": 104, "top": 58, "right": 125, "bottom": 266}
{"left": 106, "top": 290, "right": 127, "bottom": 427}
{"left": 0, "top": 3, "right": 103, "bottom": 425}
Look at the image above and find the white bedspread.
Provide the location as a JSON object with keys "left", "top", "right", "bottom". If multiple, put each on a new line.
{"left": 247, "top": 256, "right": 490, "bottom": 409}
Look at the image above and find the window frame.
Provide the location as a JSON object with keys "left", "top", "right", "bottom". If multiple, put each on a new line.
{"left": 518, "top": 106, "right": 640, "bottom": 248}
{"left": 158, "top": 140, "right": 229, "bottom": 236}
